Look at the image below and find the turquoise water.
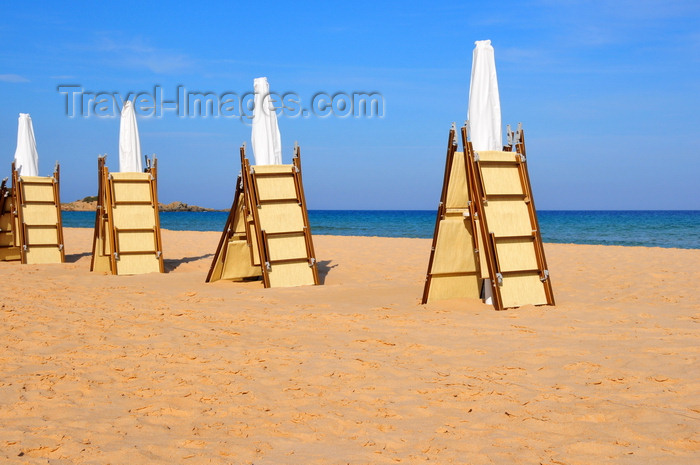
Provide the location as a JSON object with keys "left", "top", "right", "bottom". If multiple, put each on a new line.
{"left": 62, "top": 210, "right": 700, "bottom": 250}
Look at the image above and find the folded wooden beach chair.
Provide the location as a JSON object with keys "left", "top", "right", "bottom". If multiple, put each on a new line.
{"left": 0, "top": 163, "right": 65, "bottom": 264}
{"left": 90, "top": 155, "right": 164, "bottom": 275}
{"left": 422, "top": 124, "right": 483, "bottom": 304}
{"left": 423, "top": 124, "right": 554, "bottom": 310}
{"left": 207, "top": 143, "right": 319, "bottom": 288}
{"left": 466, "top": 123, "right": 555, "bottom": 309}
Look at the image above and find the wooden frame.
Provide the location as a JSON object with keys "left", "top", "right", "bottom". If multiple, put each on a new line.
{"left": 207, "top": 143, "right": 320, "bottom": 288}
{"left": 421, "top": 124, "right": 482, "bottom": 304}
{"left": 466, "top": 124, "right": 555, "bottom": 310}
{"left": 0, "top": 174, "right": 20, "bottom": 261}
{"left": 422, "top": 123, "right": 555, "bottom": 310}
{"left": 0, "top": 163, "right": 65, "bottom": 264}
{"left": 90, "top": 155, "right": 164, "bottom": 275}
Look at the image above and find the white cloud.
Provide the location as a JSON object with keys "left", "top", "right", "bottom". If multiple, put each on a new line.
{"left": 0, "top": 74, "right": 30, "bottom": 83}
{"left": 90, "top": 34, "right": 195, "bottom": 74}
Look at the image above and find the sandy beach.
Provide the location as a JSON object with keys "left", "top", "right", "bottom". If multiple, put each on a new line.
{"left": 1, "top": 227, "right": 698, "bottom": 464}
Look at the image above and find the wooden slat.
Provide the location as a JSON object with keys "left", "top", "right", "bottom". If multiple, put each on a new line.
{"left": 427, "top": 274, "right": 482, "bottom": 302}
{"left": 481, "top": 199, "right": 533, "bottom": 237}
{"left": 474, "top": 150, "right": 520, "bottom": 163}
{"left": 254, "top": 173, "right": 299, "bottom": 202}
{"left": 266, "top": 261, "right": 316, "bottom": 287}
{"left": 24, "top": 247, "right": 63, "bottom": 264}
{"left": 498, "top": 272, "right": 549, "bottom": 308}
{"left": 220, "top": 240, "right": 261, "bottom": 280}
{"left": 494, "top": 237, "right": 538, "bottom": 273}
{"left": 265, "top": 233, "right": 308, "bottom": 262}
{"left": 251, "top": 165, "right": 294, "bottom": 175}
{"left": 22, "top": 225, "right": 59, "bottom": 246}
{"left": 114, "top": 254, "right": 161, "bottom": 275}
{"left": 431, "top": 218, "right": 479, "bottom": 275}
{"left": 445, "top": 152, "right": 470, "bottom": 209}
{"left": 257, "top": 203, "right": 306, "bottom": 234}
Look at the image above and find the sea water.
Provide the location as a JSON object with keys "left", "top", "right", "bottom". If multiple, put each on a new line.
{"left": 61, "top": 210, "right": 700, "bottom": 250}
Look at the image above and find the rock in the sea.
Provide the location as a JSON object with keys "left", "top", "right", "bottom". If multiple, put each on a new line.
{"left": 61, "top": 199, "right": 215, "bottom": 212}
{"left": 158, "top": 201, "right": 215, "bottom": 212}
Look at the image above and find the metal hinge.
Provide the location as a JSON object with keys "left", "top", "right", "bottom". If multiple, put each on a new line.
{"left": 541, "top": 270, "right": 549, "bottom": 282}
{"left": 496, "top": 273, "right": 503, "bottom": 286}
{"left": 309, "top": 257, "right": 316, "bottom": 267}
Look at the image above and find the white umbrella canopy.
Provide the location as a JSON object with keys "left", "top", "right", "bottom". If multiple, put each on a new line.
{"left": 467, "top": 40, "right": 502, "bottom": 151}
{"left": 251, "top": 77, "right": 282, "bottom": 166}
{"left": 14, "top": 113, "right": 39, "bottom": 177}
{"left": 119, "top": 100, "right": 143, "bottom": 173}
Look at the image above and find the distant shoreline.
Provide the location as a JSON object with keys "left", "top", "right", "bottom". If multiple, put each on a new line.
{"left": 61, "top": 199, "right": 224, "bottom": 212}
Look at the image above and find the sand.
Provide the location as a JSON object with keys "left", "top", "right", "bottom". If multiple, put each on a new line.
{"left": 1, "top": 228, "right": 698, "bottom": 464}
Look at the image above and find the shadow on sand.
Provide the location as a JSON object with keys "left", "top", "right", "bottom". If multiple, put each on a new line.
{"left": 164, "top": 253, "right": 214, "bottom": 273}
{"left": 65, "top": 252, "right": 92, "bottom": 263}
{"left": 316, "top": 260, "right": 336, "bottom": 285}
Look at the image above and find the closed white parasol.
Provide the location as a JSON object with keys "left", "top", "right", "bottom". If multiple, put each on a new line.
{"left": 119, "top": 100, "right": 143, "bottom": 173}
{"left": 467, "top": 40, "right": 502, "bottom": 151}
{"left": 14, "top": 113, "right": 39, "bottom": 177}
{"left": 251, "top": 77, "right": 282, "bottom": 165}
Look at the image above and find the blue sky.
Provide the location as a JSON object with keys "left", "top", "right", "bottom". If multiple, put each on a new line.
{"left": 1, "top": 0, "right": 698, "bottom": 210}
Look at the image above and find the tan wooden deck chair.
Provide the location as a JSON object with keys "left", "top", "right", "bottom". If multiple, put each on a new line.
{"left": 207, "top": 143, "right": 319, "bottom": 288}
{"left": 90, "top": 155, "right": 164, "bottom": 275}
{"left": 467, "top": 123, "right": 555, "bottom": 310}
{"left": 422, "top": 124, "right": 482, "bottom": 303}
{"left": 0, "top": 163, "right": 65, "bottom": 264}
